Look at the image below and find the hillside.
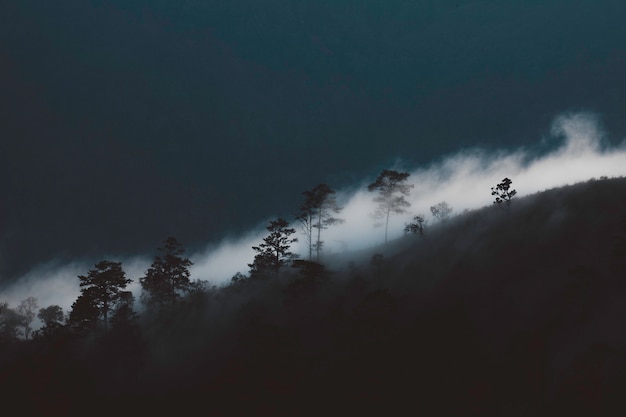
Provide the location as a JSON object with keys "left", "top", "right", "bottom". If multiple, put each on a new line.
{"left": 2, "top": 177, "right": 626, "bottom": 416}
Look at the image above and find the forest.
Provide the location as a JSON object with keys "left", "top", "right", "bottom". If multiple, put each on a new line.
{"left": 2, "top": 174, "right": 626, "bottom": 416}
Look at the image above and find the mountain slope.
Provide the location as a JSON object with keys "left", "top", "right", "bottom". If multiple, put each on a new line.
{"left": 2, "top": 177, "right": 626, "bottom": 416}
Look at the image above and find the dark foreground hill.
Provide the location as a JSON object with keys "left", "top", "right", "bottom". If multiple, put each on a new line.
{"left": 3, "top": 177, "right": 626, "bottom": 416}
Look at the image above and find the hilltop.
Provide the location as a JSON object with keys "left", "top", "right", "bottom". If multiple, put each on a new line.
{"left": 2, "top": 177, "right": 626, "bottom": 416}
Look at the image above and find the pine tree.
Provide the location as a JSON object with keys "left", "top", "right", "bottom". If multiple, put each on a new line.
{"left": 69, "top": 289, "right": 100, "bottom": 332}
{"left": 70, "top": 260, "right": 131, "bottom": 332}
{"left": 367, "top": 170, "right": 413, "bottom": 243}
{"left": 140, "top": 237, "right": 193, "bottom": 312}
{"left": 297, "top": 184, "right": 344, "bottom": 261}
{"left": 491, "top": 177, "right": 517, "bottom": 206}
{"left": 249, "top": 218, "right": 298, "bottom": 279}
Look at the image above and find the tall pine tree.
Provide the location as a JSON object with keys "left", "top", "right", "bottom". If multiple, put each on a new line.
{"left": 249, "top": 218, "right": 298, "bottom": 279}
{"left": 297, "top": 184, "right": 343, "bottom": 261}
{"left": 140, "top": 237, "right": 193, "bottom": 312}
{"left": 70, "top": 260, "right": 131, "bottom": 332}
{"left": 367, "top": 170, "right": 413, "bottom": 243}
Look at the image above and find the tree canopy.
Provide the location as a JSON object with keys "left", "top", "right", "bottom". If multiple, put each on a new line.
{"left": 404, "top": 215, "right": 427, "bottom": 236}
{"left": 367, "top": 170, "right": 413, "bottom": 243}
{"left": 0, "top": 302, "right": 22, "bottom": 344}
{"left": 430, "top": 201, "right": 453, "bottom": 223}
{"left": 249, "top": 218, "right": 298, "bottom": 278}
{"left": 17, "top": 297, "right": 38, "bottom": 339}
{"left": 70, "top": 260, "right": 131, "bottom": 332}
{"left": 140, "top": 237, "right": 193, "bottom": 312}
{"left": 297, "top": 183, "right": 344, "bottom": 261}
{"left": 492, "top": 177, "right": 517, "bottom": 206}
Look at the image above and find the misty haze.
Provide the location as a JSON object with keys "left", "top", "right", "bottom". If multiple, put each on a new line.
{"left": 3, "top": 1, "right": 626, "bottom": 416}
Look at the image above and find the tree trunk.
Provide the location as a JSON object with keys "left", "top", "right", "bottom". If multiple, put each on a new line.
{"left": 385, "top": 209, "right": 390, "bottom": 244}
{"left": 309, "top": 216, "right": 313, "bottom": 261}
{"left": 316, "top": 208, "right": 322, "bottom": 261}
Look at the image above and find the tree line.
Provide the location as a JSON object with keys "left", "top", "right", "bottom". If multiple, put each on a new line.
{"left": 0, "top": 174, "right": 516, "bottom": 342}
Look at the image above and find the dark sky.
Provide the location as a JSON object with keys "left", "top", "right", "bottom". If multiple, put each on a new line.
{"left": 2, "top": 0, "right": 626, "bottom": 281}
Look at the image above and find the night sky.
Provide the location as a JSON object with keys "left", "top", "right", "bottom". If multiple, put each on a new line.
{"left": 2, "top": 0, "right": 626, "bottom": 282}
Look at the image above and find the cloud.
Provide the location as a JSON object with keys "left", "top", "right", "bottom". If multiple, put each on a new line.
{"left": 188, "top": 111, "right": 626, "bottom": 277}
{"left": 0, "top": 257, "right": 151, "bottom": 318}
{"left": 2, "top": 112, "right": 625, "bottom": 314}
{"left": 319, "top": 112, "right": 626, "bottom": 254}
{"left": 0, "top": 261, "right": 84, "bottom": 314}
{"left": 190, "top": 230, "right": 265, "bottom": 282}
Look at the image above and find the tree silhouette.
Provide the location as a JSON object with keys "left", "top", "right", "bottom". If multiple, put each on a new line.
{"left": 297, "top": 183, "right": 344, "bottom": 261}
{"left": 430, "top": 201, "right": 453, "bottom": 223}
{"left": 491, "top": 177, "right": 517, "bottom": 206}
{"left": 404, "top": 214, "right": 427, "bottom": 236}
{"left": 72, "top": 260, "right": 131, "bottom": 332}
{"left": 249, "top": 218, "right": 298, "bottom": 279}
{"left": 0, "top": 302, "right": 22, "bottom": 344}
{"left": 69, "top": 288, "right": 101, "bottom": 332}
{"left": 110, "top": 291, "right": 139, "bottom": 333}
{"left": 17, "top": 296, "right": 38, "bottom": 339}
{"left": 367, "top": 170, "right": 413, "bottom": 243}
{"left": 140, "top": 237, "right": 193, "bottom": 312}
{"left": 37, "top": 305, "right": 65, "bottom": 337}
{"left": 38, "top": 305, "right": 64, "bottom": 326}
